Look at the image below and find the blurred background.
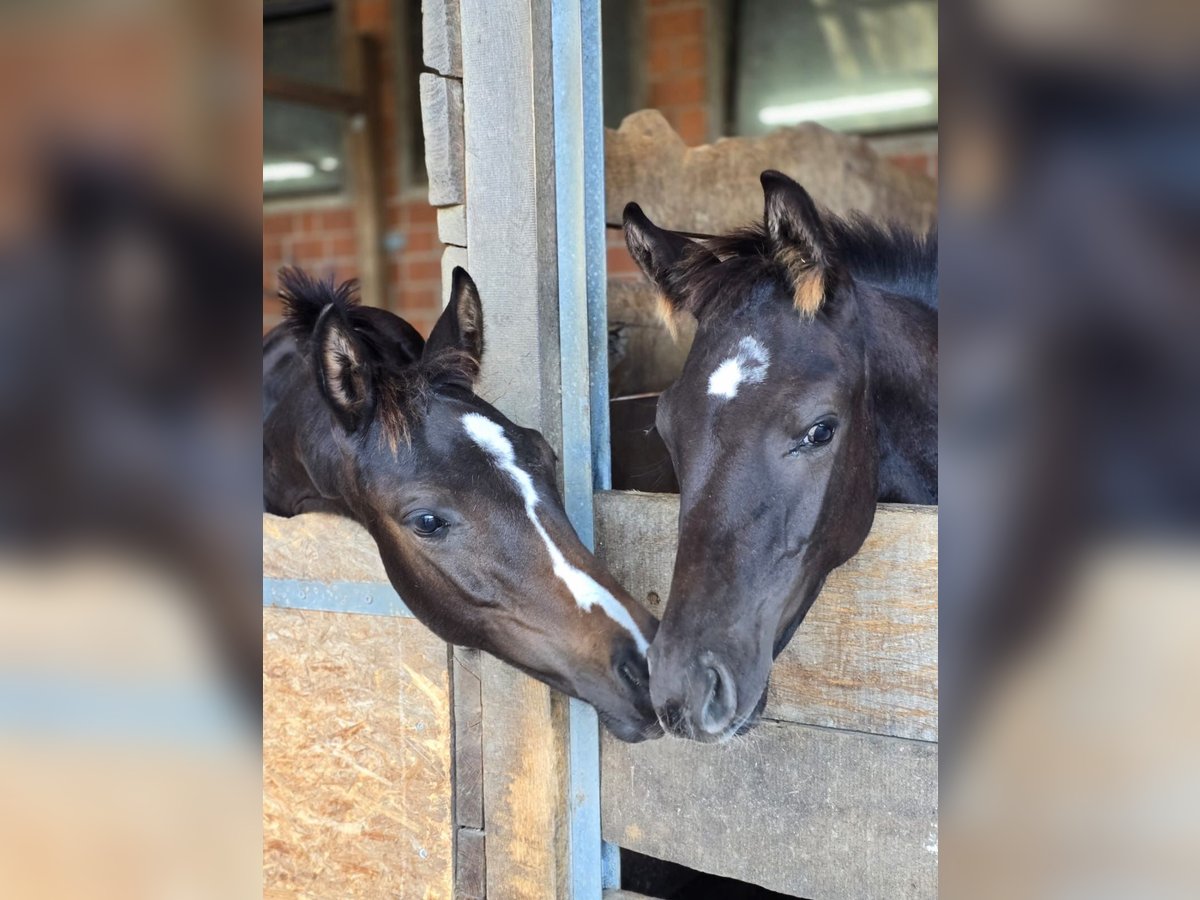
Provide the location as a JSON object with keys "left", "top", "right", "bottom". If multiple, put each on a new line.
{"left": 939, "top": 2, "right": 1200, "bottom": 897}
{"left": 0, "top": 0, "right": 261, "bottom": 897}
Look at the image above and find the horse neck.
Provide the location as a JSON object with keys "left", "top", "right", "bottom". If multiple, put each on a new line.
{"left": 859, "top": 284, "right": 938, "bottom": 504}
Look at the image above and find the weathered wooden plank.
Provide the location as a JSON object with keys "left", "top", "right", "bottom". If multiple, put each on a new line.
{"left": 479, "top": 653, "right": 571, "bottom": 898}
{"left": 452, "top": 647, "right": 484, "bottom": 830}
{"left": 460, "top": 0, "right": 561, "bottom": 446}
{"left": 601, "top": 722, "right": 938, "bottom": 900}
{"left": 422, "top": 0, "right": 463, "bottom": 77}
{"left": 420, "top": 73, "right": 466, "bottom": 207}
{"left": 593, "top": 494, "right": 938, "bottom": 742}
{"left": 263, "top": 608, "right": 454, "bottom": 898}
{"left": 456, "top": 826, "right": 487, "bottom": 899}
{"left": 438, "top": 203, "right": 468, "bottom": 247}
{"left": 342, "top": 31, "right": 389, "bottom": 309}
{"left": 460, "top": 0, "right": 574, "bottom": 896}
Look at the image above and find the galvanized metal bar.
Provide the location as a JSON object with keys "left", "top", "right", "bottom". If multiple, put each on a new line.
{"left": 262, "top": 578, "right": 414, "bottom": 618}
{"left": 583, "top": 0, "right": 617, "bottom": 883}
{"left": 600, "top": 840, "right": 622, "bottom": 892}
{"left": 582, "top": 0, "right": 612, "bottom": 493}
{"left": 552, "top": 0, "right": 606, "bottom": 895}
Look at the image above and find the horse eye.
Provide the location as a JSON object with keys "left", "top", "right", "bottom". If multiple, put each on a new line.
{"left": 409, "top": 512, "right": 448, "bottom": 537}
{"left": 806, "top": 422, "right": 835, "bottom": 445}
{"left": 787, "top": 419, "right": 837, "bottom": 456}
{"left": 618, "top": 660, "right": 643, "bottom": 689}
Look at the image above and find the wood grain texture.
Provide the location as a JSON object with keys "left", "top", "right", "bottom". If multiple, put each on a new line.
{"left": 263, "top": 609, "right": 454, "bottom": 898}
{"left": 422, "top": 0, "right": 463, "bottom": 77}
{"left": 263, "top": 512, "right": 387, "bottom": 584}
{"left": 594, "top": 493, "right": 939, "bottom": 741}
{"left": 455, "top": 827, "right": 487, "bottom": 900}
{"left": 460, "top": 0, "right": 561, "bottom": 448}
{"left": 452, "top": 647, "right": 484, "bottom": 830}
{"left": 438, "top": 204, "right": 468, "bottom": 247}
{"left": 342, "top": 30, "right": 389, "bottom": 309}
{"left": 602, "top": 722, "right": 938, "bottom": 899}
{"left": 479, "top": 653, "right": 570, "bottom": 899}
{"left": 460, "top": 1, "right": 574, "bottom": 896}
{"left": 420, "top": 73, "right": 466, "bottom": 207}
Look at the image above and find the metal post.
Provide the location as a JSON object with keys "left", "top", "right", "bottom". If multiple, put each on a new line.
{"left": 552, "top": 0, "right": 611, "bottom": 895}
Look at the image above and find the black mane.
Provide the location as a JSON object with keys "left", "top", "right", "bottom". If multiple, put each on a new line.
{"left": 671, "top": 211, "right": 937, "bottom": 318}
{"left": 276, "top": 267, "right": 477, "bottom": 445}
{"left": 830, "top": 214, "right": 938, "bottom": 309}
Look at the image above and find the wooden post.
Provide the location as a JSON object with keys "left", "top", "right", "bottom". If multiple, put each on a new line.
{"left": 341, "top": 30, "right": 389, "bottom": 310}
{"left": 459, "top": 0, "right": 611, "bottom": 896}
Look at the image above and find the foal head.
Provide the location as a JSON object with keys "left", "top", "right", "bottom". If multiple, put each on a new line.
{"left": 623, "top": 172, "right": 880, "bottom": 741}
{"left": 272, "top": 267, "right": 660, "bottom": 741}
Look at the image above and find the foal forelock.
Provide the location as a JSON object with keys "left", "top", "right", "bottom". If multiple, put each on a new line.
{"left": 461, "top": 413, "right": 650, "bottom": 654}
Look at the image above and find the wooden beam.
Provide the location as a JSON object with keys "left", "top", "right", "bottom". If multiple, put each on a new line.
{"left": 602, "top": 721, "right": 938, "bottom": 899}
{"left": 262, "top": 74, "right": 362, "bottom": 115}
{"left": 460, "top": 0, "right": 577, "bottom": 895}
{"left": 594, "top": 495, "right": 939, "bottom": 742}
{"left": 342, "top": 32, "right": 389, "bottom": 310}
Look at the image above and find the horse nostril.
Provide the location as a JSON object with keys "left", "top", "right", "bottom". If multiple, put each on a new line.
{"left": 659, "top": 701, "right": 686, "bottom": 736}
{"left": 698, "top": 662, "right": 737, "bottom": 736}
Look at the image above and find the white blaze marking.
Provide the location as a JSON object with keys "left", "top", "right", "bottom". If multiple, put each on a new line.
{"left": 462, "top": 413, "right": 650, "bottom": 654}
{"left": 707, "top": 336, "right": 770, "bottom": 399}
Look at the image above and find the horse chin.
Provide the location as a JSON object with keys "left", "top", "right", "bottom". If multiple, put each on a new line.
{"left": 598, "top": 709, "right": 664, "bottom": 743}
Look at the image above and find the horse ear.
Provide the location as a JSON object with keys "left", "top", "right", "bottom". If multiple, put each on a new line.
{"left": 311, "top": 302, "right": 376, "bottom": 432}
{"left": 622, "top": 203, "right": 709, "bottom": 338}
{"left": 761, "top": 170, "right": 832, "bottom": 316}
{"left": 424, "top": 267, "right": 484, "bottom": 386}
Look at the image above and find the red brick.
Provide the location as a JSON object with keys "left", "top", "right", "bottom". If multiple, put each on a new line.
{"left": 405, "top": 258, "right": 442, "bottom": 282}
{"left": 678, "top": 37, "right": 705, "bottom": 72}
{"left": 330, "top": 234, "right": 358, "bottom": 257}
{"left": 648, "top": 8, "right": 704, "bottom": 42}
{"left": 263, "top": 214, "right": 294, "bottom": 237}
{"left": 607, "top": 244, "right": 640, "bottom": 277}
{"left": 676, "top": 106, "right": 709, "bottom": 145}
{"left": 648, "top": 41, "right": 676, "bottom": 77}
{"left": 291, "top": 238, "right": 325, "bottom": 261}
{"left": 654, "top": 75, "right": 705, "bottom": 106}
{"left": 319, "top": 208, "right": 355, "bottom": 232}
{"left": 407, "top": 229, "right": 436, "bottom": 253}
{"left": 406, "top": 202, "right": 437, "bottom": 226}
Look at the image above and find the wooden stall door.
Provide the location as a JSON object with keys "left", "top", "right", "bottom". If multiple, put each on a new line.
{"left": 263, "top": 513, "right": 456, "bottom": 899}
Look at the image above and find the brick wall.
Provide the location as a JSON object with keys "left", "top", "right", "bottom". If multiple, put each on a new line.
{"left": 645, "top": 0, "right": 709, "bottom": 145}
{"left": 263, "top": 0, "right": 442, "bottom": 336}
{"left": 264, "top": 0, "right": 937, "bottom": 330}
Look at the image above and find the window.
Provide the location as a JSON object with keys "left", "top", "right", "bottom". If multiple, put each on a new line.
{"left": 395, "top": 0, "right": 428, "bottom": 193}
{"left": 725, "top": 0, "right": 937, "bottom": 136}
{"left": 263, "top": 1, "right": 346, "bottom": 198}
{"left": 602, "top": 0, "right": 643, "bottom": 130}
